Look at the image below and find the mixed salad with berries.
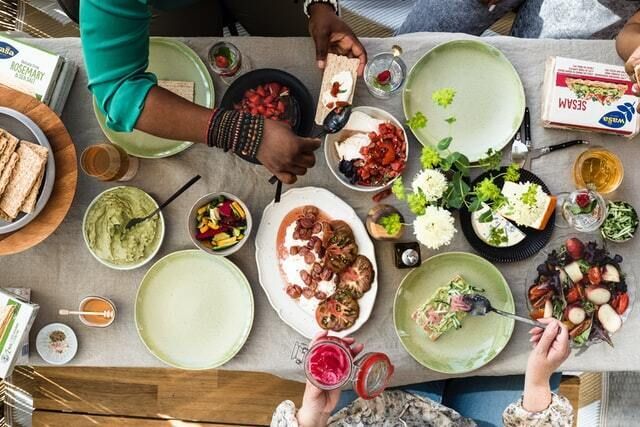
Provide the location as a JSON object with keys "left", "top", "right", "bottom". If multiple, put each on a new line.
{"left": 234, "top": 82, "right": 294, "bottom": 124}
{"left": 528, "top": 237, "right": 630, "bottom": 347}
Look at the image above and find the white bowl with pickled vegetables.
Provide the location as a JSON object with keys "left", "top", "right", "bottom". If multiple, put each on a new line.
{"left": 601, "top": 201, "right": 638, "bottom": 243}
{"left": 188, "top": 192, "right": 252, "bottom": 256}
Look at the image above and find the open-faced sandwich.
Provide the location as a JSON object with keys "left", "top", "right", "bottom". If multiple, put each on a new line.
{"left": 412, "top": 275, "right": 484, "bottom": 341}
{"left": 315, "top": 53, "right": 359, "bottom": 125}
{"left": 276, "top": 205, "right": 374, "bottom": 332}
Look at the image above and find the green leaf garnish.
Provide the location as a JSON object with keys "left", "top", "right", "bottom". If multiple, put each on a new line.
{"left": 432, "top": 88, "right": 456, "bottom": 108}
{"left": 407, "top": 192, "right": 427, "bottom": 215}
{"left": 475, "top": 178, "right": 502, "bottom": 202}
{"left": 437, "top": 137, "right": 453, "bottom": 150}
{"left": 420, "top": 146, "right": 441, "bottom": 169}
{"left": 521, "top": 184, "right": 540, "bottom": 207}
{"left": 392, "top": 176, "right": 406, "bottom": 201}
{"left": 406, "top": 111, "right": 428, "bottom": 130}
{"left": 445, "top": 116, "right": 457, "bottom": 124}
{"left": 505, "top": 163, "right": 521, "bottom": 182}
{"left": 379, "top": 213, "right": 402, "bottom": 236}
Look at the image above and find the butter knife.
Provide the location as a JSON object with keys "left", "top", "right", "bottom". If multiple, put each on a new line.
{"left": 526, "top": 140, "right": 589, "bottom": 169}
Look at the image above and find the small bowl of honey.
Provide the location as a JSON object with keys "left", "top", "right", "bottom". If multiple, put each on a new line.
{"left": 78, "top": 296, "right": 116, "bottom": 328}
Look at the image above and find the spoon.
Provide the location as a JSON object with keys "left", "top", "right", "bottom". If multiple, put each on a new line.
{"left": 269, "top": 105, "right": 353, "bottom": 202}
{"left": 124, "top": 175, "right": 201, "bottom": 230}
{"left": 462, "top": 294, "right": 548, "bottom": 329}
{"left": 59, "top": 309, "right": 115, "bottom": 319}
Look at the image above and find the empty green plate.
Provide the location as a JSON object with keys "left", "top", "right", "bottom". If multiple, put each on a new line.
{"left": 403, "top": 39, "right": 525, "bottom": 162}
{"left": 93, "top": 38, "right": 214, "bottom": 158}
{"left": 135, "top": 250, "right": 254, "bottom": 369}
{"left": 393, "top": 252, "right": 514, "bottom": 374}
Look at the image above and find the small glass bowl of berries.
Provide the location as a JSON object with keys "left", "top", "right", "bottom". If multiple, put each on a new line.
{"left": 559, "top": 189, "right": 608, "bottom": 233}
{"left": 364, "top": 48, "right": 407, "bottom": 99}
{"left": 209, "top": 41, "right": 244, "bottom": 79}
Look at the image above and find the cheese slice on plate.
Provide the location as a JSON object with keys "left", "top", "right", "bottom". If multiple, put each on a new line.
{"left": 341, "top": 111, "right": 384, "bottom": 137}
{"left": 334, "top": 133, "right": 370, "bottom": 161}
{"left": 498, "top": 181, "right": 556, "bottom": 230}
{"left": 471, "top": 204, "right": 526, "bottom": 247}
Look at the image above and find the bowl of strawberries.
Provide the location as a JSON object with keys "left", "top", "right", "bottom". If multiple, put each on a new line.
{"left": 220, "top": 69, "right": 315, "bottom": 137}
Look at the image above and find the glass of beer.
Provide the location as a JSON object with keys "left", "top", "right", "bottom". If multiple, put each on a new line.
{"left": 80, "top": 143, "right": 139, "bottom": 182}
{"left": 573, "top": 147, "right": 623, "bottom": 194}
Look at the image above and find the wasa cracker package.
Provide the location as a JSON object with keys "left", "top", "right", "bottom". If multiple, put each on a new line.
{"left": 542, "top": 56, "right": 640, "bottom": 138}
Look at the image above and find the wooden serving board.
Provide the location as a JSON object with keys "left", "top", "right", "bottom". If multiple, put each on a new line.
{"left": 0, "top": 85, "right": 77, "bottom": 256}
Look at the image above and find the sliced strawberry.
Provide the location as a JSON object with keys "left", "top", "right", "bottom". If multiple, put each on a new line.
{"left": 215, "top": 55, "right": 229, "bottom": 68}
{"left": 376, "top": 70, "right": 391, "bottom": 85}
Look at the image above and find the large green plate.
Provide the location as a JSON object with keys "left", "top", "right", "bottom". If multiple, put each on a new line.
{"left": 135, "top": 250, "right": 253, "bottom": 369}
{"left": 393, "top": 252, "right": 514, "bottom": 374}
{"left": 93, "top": 38, "right": 214, "bottom": 158}
{"left": 403, "top": 39, "right": 525, "bottom": 162}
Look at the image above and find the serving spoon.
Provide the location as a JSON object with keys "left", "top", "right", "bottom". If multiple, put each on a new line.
{"left": 124, "top": 175, "right": 201, "bottom": 230}
{"left": 269, "top": 105, "right": 353, "bottom": 202}
{"left": 462, "top": 294, "right": 547, "bottom": 329}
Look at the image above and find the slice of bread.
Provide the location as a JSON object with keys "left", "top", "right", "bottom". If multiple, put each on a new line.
{"left": 0, "top": 152, "right": 18, "bottom": 197}
{"left": 0, "top": 142, "right": 46, "bottom": 219}
{"left": 19, "top": 141, "right": 49, "bottom": 214}
{"left": 314, "top": 53, "right": 359, "bottom": 125}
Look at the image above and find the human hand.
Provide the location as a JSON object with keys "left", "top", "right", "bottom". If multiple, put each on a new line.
{"left": 256, "top": 119, "right": 320, "bottom": 185}
{"left": 308, "top": 3, "right": 367, "bottom": 76}
{"left": 296, "top": 331, "right": 364, "bottom": 427}
{"left": 523, "top": 318, "right": 571, "bottom": 412}
{"left": 624, "top": 45, "right": 640, "bottom": 110}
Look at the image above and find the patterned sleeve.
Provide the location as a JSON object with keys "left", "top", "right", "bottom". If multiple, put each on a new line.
{"left": 503, "top": 393, "right": 574, "bottom": 427}
{"left": 271, "top": 400, "right": 300, "bottom": 427}
{"left": 303, "top": 0, "right": 340, "bottom": 17}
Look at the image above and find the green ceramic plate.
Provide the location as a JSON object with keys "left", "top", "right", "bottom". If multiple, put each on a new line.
{"left": 93, "top": 38, "right": 215, "bottom": 158}
{"left": 135, "top": 250, "right": 253, "bottom": 369}
{"left": 403, "top": 40, "right": 525, "bottom": 162}
{"left": 393, "top": 252, "right": 514, "bottom": 374}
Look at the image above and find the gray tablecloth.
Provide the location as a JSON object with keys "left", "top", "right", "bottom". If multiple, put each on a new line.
{"left": 2, "top": 34, "right": 639, "bottom": 386}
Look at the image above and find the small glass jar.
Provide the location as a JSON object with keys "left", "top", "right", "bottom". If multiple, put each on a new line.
{"left": 559, "top": 189, "right": 607, "bottom": 233}
{"left": 302, "top": 337, "right": 394, "bottom": 400}
{"left": 208, "top": 42, "right": 243, "bottom": 78}
{"left": 78, "top": 296, "right": 116, "bottom": 328}
{"left": 364, "top": 52, "right": 407, "bottom": 99}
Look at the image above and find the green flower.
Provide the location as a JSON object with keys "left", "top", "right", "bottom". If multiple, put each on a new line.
{"left": 406, "top": 111, "right": 428, "bottom": 130}
{"left": 392, "top": 176, "right": 406, "bottom": 201}
{"left": 478, "top": 148, "right": 502, "bottom": 171}
{"left": 379, "top": 213, "right": 402, "bottom": 236}
{"left": 432, "top": 88, "right": 456, "bottom": 108}
{"left": 407, "top": 192, "right": 427, "bottom": 215}
{"left": 420, "top": 146, "right": 441, "bottom": 169}
{"left": 505, "top": 163, "right": 521, "bottom": 182}
{"left": 475, "top": 178, "right": 501, "bottom": 202}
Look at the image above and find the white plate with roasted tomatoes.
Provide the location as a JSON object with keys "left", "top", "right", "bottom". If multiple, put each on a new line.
{"left": 255, "top": 187, "right": 378, "bottom": 339}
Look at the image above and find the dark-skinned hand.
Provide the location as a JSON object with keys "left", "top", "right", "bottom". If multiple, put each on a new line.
{"left": 256, "top": 119, "right": 320, "bottom": 185}
{"left": 308, "top": 3, "right": 367, "bottom": 76}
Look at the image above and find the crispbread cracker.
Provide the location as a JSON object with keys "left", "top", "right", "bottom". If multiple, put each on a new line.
{"left": 158, "top": 80, "right": 195, "bottom": 102}
{"left": 19, "top": 141, "right": 48, "bottom": 213}
{"left": 0, "top": 131, "right": 18, "bottom": 175}
{"left": 314, "top": 54, "right": 359, "bottom": 125}
{"left": 0, "top": 208, "right": 10, "bottom": 222}
{"left": 0, "top": 152, "right": 18, "bottom": 197}
{"left": 0, "top": 143, "right": 46, "bottom": 219}
{"left": 0, "top": 135, "right": 8, "bottom": 160}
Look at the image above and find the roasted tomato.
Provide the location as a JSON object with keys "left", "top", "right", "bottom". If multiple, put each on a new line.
{"left": 565, "top": 285, "right": 582, "bottom": 304}
{"left": 569, "top": 318, "right": 592, "bottom": 339}
{"left": 338, "top": 255, "right": 374, "bottom": 298}
{"left": 324, "top": 220, "right": 358, "bottom": 273}
{"left": 588, "top": 266, "right": 602, "bottom": 286}
{"left": 315, "top": 291, "right": 360, "bottom": 331}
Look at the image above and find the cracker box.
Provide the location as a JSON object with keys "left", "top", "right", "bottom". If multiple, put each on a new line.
{"left": 542, "top": 56, "right": 640, "bottom": 137}
{"left": 0, "top": 289, "right": 38, "bottom": 379}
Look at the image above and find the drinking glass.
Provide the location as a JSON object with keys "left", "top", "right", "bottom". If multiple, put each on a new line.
{"left": 80, "top": 143, "right": 138, "bottom": 182}
{"left": 573, "top": 147, "right": 623, "bottom": 194}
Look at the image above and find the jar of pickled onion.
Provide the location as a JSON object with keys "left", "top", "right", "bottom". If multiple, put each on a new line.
{"left": 302, "top": 336, "right": 394, "bottom": 400}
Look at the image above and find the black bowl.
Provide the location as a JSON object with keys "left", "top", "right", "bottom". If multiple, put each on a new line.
{"left": 220, "top": 69, "right": 315, "bottom": 137}
{"left": 459, "top": 168, "right": 556, "bottom": 263}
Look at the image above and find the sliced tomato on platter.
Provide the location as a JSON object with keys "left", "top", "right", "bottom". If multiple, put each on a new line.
{"left": 338, "top": 255, "right": 374, "bottom": 298}
{"left": 315, "top": 291, "right": 360, "bottom": 332}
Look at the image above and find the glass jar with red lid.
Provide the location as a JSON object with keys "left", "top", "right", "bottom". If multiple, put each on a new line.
{"left": 301, "top": 336, "right": 394, "bottom": 400}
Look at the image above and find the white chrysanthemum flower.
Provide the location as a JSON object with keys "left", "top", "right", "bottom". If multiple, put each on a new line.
{"left": 411, "top": 169, "right": 448, "bottom": 202}
{"left": 413, "top": 206, "right": 457, "bottom": 250}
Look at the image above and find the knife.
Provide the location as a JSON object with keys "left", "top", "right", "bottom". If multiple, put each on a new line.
{"left": 524, "top": 107, "right": 531, "bottom": 149}
{"left": 526, "top": 140, "right": 589, "bottom": 169}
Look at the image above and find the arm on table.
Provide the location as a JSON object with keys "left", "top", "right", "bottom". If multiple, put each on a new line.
{"left": 502, "top": 318, "right": 574, "bottom": 427}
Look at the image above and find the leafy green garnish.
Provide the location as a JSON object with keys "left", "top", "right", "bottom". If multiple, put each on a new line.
{"left": 445, "top": 116, "right": 457, "bottom": 124}
{"left": 432, "top": 88, "right": 456, "bottom": 108}
{"left": 437, "top": 136, "right": 453, "bottom": 150}
{"left": 392, "top": 176, "right": 406, "bottom": 200}
{"left": 477, "top": 148, "right": 502, "bottom": 171}
{"left": 521, "top": 184, "right": 540, "bottom": 207}
{"left": 488, "top": 226, "right": 508, "bottom": 246}
{"left": 406, "top": 111, "right": 428, "bottom": 130}
{"left": 379, "top": 213, "right": 402, "bottom": 236}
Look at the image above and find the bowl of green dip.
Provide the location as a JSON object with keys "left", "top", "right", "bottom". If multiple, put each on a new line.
{"left": 83, "top": 186, "right": 165, "bottom": 270}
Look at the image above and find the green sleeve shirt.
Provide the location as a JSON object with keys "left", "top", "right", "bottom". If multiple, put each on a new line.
{"left": 80, "top": 0, "right": 195, "bottom": 132}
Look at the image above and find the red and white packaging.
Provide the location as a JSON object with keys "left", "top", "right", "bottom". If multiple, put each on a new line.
{"left": 542, "top": 56, "right": 640, "bottom": 138}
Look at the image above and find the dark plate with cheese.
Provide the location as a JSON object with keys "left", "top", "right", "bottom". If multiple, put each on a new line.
{"left": 459, "top": 168, "right": 556, "bottom": 263}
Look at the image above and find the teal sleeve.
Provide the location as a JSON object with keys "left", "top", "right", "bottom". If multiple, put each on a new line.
{"left": 80, "top": 0, "right": 157, "bottom": 132}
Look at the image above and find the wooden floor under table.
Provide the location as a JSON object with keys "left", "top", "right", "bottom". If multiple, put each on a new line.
{"left": 10, "top": 366, "right": 581, "bottom": 426}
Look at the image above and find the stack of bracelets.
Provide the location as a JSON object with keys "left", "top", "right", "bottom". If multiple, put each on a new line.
{"left": 206, "top": 108, "right": 265, "bottom": 164}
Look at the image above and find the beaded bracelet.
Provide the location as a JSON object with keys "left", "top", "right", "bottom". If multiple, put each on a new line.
{"left": 206, "top": 109, "right": 265, "bottom": 164}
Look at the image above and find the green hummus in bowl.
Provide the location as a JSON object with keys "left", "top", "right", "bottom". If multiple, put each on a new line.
{"left": 83, "top": 186, "right": 165, "bottom": 270}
